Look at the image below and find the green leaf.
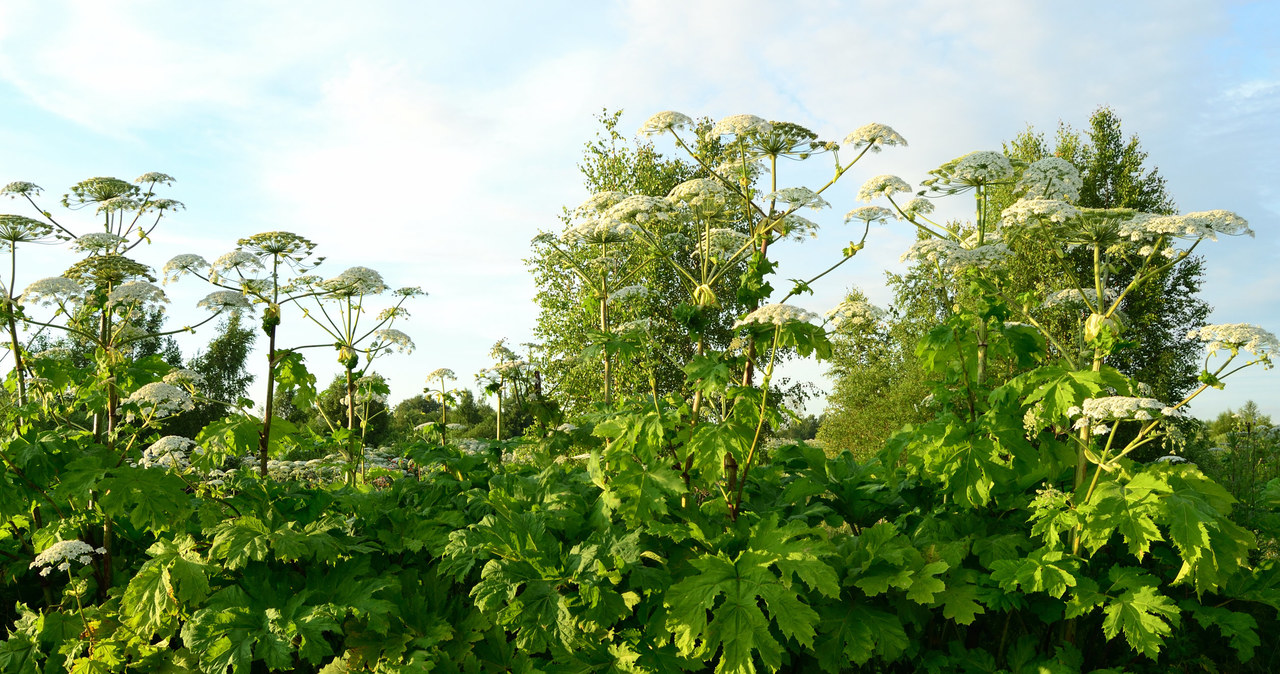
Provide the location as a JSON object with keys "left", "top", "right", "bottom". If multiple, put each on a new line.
{"left": 98, "top": 466, "right": 193, "bottom": 532}
{"left": 1100, "top": 567, "right": 1180, "bottom": 660}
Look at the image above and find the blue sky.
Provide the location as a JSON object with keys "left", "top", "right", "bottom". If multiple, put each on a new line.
{"left": 1, "top": 0, "right": 1276, "bottom": 420}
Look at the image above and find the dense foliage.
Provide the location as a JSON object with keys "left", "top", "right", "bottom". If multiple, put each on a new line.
{"left": 1, "top": 108, "right": 1277, "bottom": 674}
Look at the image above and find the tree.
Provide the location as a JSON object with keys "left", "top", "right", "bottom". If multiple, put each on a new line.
{"left": 526, "top": 109, "right": 742, "bottom": 414}
{"left": 164, "top": 311, "right": 256, "bottom": 438}
{"left": 819, "top": 106, "right": 1208, "bottom": 453}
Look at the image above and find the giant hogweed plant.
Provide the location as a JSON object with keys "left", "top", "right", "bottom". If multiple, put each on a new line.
{"left": 855, "top": 151, "right": 1278, "bottom": 662}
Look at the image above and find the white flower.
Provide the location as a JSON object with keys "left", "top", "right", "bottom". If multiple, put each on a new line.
{"left": 639, "top": 111, "right": 694, "bottom": 136}
{"left": 30, "top": 540, "right": 104, "bottom": 577}
{"left": 1069, "top": 396, "right": 1169, "bottom": 427}
{"left": 844, "top": 206, "right": 895, "bottom": 224}
{"left": 140, "top": 435, "right": 197, "bottom": 469}
{"left": 775, "top": 214, "right": 819, "bottom": 241}
{"left": 162, "top": 254, "right": 209, "bottom": 284}
{"left": 667, "top": 178, "right": 729, "bottom": 214}
{"left": 698, "top": 228, "right": 750, "bottom": 260}
{"left": 163, "top": 369, "right": 206, "bottom": 391}
{"left": 604, "top": 195, "right": 674, "bottom": 225}
{"left": 124, "top": 382, "right": 195, "bottom": 420}
{"left": 1001, "top": 199, "right": 1080, "bottom": 228}
{"left": 556, "top": 423, "right": 579, "bottom": 433}
{"left": 733, "top": 303, "right": 821, "bottom": 329}
{"left": 492, "top": 359, "right": 527, "bottom": 376}
{"left": 709, "top": 114, "right": 772, "bottom": 137}
{"left": 825, "top": 298, "right": 885, "bottom": 329}
{"left": 950, "top": 151, "right": 1013, "bottom": 185}
{"left": 375, "top": 328, "right": 415, "bottom": 353}
{"left": 900, "top": 238, "right": 1009, "bottom": 272}
{"left": 1123, "top": 210, "right": 1252, "bottom": 242}
{"left": 426, "top": 368, "right": 456, "bottom": 382}
{"left": 608, "top": 285, "right": 649, "bottom": 302}
{"left": 73, "top": 232, "right": 127, "bottom": 253}
{"left": 323, "top": 266, "right": 387, "bottom": 297}
{"left": 19, "top": 277, "right": 86, "bottom": 307}
{"left": 1155, "top": 455, "right": 1188, "bottom": 464}
{"left": 857, "top": 175, "right": 912, "bottom": 202}
{"left": 198, "top": 291, "right": 251, "bottom": 312}
{"left": 576, "top": 191, "right": 627, "bottom": 217}
{"left": 208, "top": 251, "right": 264, "bottom": 283}
{"left": 614, "top": 317, "right": 653, "bottom": 334}
{"left": 135, "top": 172, "right": 175, "bottom": 185}
{"left": 763, "top": 187, "right": 829, "bottom": 210}
{"left": 106, "top": 281, "right": 168, "bottom": 308}
{"left": 1186, "top": 323, "right": 1279, "bottom": 360}
{"left": 1016, "top": 158, "right": 1082, "bottom": 202}
{"left": 564, "top": 217, "right": 637, "bottom": 245}
{"left": 842, "top": 123, "right": 907, "bottom": 152}
{"left": 31, "top": 347, "right": 73, "bottom": 361}
{"left": 902, "top": 198, "right": 935, "bottom": 217}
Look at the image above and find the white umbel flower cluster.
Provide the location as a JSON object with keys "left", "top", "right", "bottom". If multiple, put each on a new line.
{"left": 198, "top": 291, "right": 251, "bottom": 312}
{"left": 951, "top": 151, "right": 1013, "bottom": 185}
{"left": 900, "top": 238, "right": 1009, "bottom": 272}
{"left": 667, "top": 178, "right": 729, "bottom": 214}
{"left": 139, "top": 435, "right": 197, "bottom": 469}
{"left": 73, "top": 232, "right": 127, "bottom": 253}
{"left": 426, "top": 367, "right": 456, "bottom": 382}
{"left": 1043, "top": 288, "right": 1117, "bottom": 309}
{"left": 614, "top": 317, "right": 654, "bottom": 334}
{"left": 733, "top": 303, "right": 821, "bottom": 329}
{"left": 577, "top": 191, "right": 628, "bottom": 217}
{"left": 638, "top": 110, "right": 694, "bottom": 136}
{"left": 563, "top": 218, "right": 637, "bottom": 245}
{"left": 1015, "top": 158, "right": 1083, "bottom": 202}
{"left": 19, "top": 277, "right": 86, "bottom": 307}
{"left": 124, "top": 382, "right": 195, "bottom": 420}
{"left": 902, "top": 198, "right": 935, "bottom": 217}
{"left": 842, "top": 123, "right": 907, "bottom": 152}
{"left": 163, "top": 369, "right": 206, "bottom": 391}
{"left": 323, "top": 266, "right": 387, "bottom": 297}
{"left": 1186, "top": 323, "right": 1279, "bottom": 360}
{"left": 374, "top": 328, "right": 415, "bottom": 354}
{"left": 844, "top": 206, "right": 895, "bottom": 224}
{"left": 608, "top": 285, "right": 649, "bottom": 302}
{"left": 162, "top": 254, "right": 210, "bottom": 284}
{"left": 208, "top": 251, "right": 264, "bottom": 283}
{"left": 106, "top": 281, "right": 168, "bottom": 308}
{"left": 1121, "top": 210, "right": 1252, "bottom": 242}
{"left": 825, "top": 298, "right": 885, "bottom": 330}
{"left": 605, "top": 195, "right": 674, "bottom": 225}
{"left": 30, "top": 540, "right": 104, "bottom": 577}
{"left": 857, "top": 175, "right": 912, "bottom": 202}
{"left": 697, "top": 228, "right": 750, "bottom": 260}
{"left": 763, "top": 187, "right": 829, "bottom": 210}
{"left": 1000, "top": 199, "right": 1081, "bottom": 228}
{"left": 710, "top": 114, "right": 772, "bottom": 137}
{"left": 1067, "top": 396, "right": 1177, "bottom": 429}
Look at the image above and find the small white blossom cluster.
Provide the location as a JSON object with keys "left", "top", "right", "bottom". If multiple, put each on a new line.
{"left": 1119, "top": 210, "right": 1252, "bottom": 242}
{"left": 1186, "top": 323, "right": 1279, "bottom": 361}
{"left": 576, "top": 191, "right": 627, "bottom": 218}
{"left": 1016, "top": 158, "right": 1082, "bottom": 202}
{"left": 30, "top": 540, "right": 105, "bottom": 577}
{"left": 605, "top": 195, "right": 674, "bottom": 225}
{"left": 732, "top": 303, "right": 821, "bottom": 329}
{"left": 198, "top": 291, "right": 251, "bottom": 312}
{"left": 563, "top": 218, "right": 637, "bottom": 245}
{"left": 106, "top": 281, "right": 168, "bottom": 308}
{"left": 1135, "top": 243, "right": 1180, "bottom": 260}
{"left": 774, "top": 214, "right": 820, "bottom": 241}
{"left": 323, "top": 266, "right": 387, "bottom": 297}
{"left": 899, "top": 238, "right": 1009, "bottom": 272}
{"left": 1043, "top": 287, "right": 1117, "bottom": 309}
{"left": 31, "top": 347, "right": 73, "bottom": 361}
{"left": 1067, "top": 396, "right": 1177, "bottom": 430}
{"left": 73, "top": 232, "right": 127, "bottom": 254}
{"left": 374, "top": 328, "right": 415, "bottom": 353}
{"left": 857, "top": 175, "right": 912, "bottom": 202}
{"left": 763, "top": 187, "right": 829, "bottom": 210}
{"left": 825, "top": 298, "right": 885, "bottom": 330}
{"left": 163, "top": 369, "right": 206, "bottom": 391}
{"left": 638, "top": 110, "right": 694, "bottom": 136}
{"left": 608, "top": 285, "right": 649, "bottom": 302}
{"left": 208, "top": 251, "right": 264, "bottom": 283}
{"left": 1000, "top": 199, "right": 1081, "bottom": 228}
{"left": 842, "top": 123, "right": 907, "bottom": 153}
{"left": 426, "top": 367, "right": 456, "bottom": 382}
{"left": 492, "top": 360, "right": 527, "bottom": 376}
{"left": 844, "top": 206, "right": 895, "bottom": 224}
{"left": 709, "top": 114, "right": 772, "bottom": 137}
{"left": 698, "top": 228, "right": 750, "bottom": 259}
{"left": 162, "top": 254, "right": 210, "bottom": 284}
{"left": 902, "top": 198, "right": 935, "bottom": 217}
{"left": 19, "top": 277, "right": 86, "bottom": 307}
{"left": 667, "top": 178, "right": 729, "bottom": 214}
{"left": 713, "top": 157, "right": 769, "bottom": 183}
{"left": 951, "top": 151, "right": 1013, "bottom": 185}
{"left": 124, "top": 382, "right": 195, "bottom": 420}
{"left": 138, "top": 435, "right": 198, "bottom": 470}
{"left": 556, "top": 423, "right": 579, "bottom": 433}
